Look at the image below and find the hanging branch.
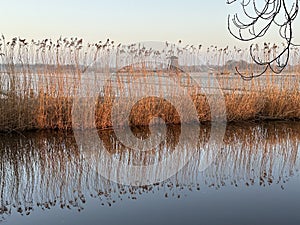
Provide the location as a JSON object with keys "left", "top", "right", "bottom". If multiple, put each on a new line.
{"left": 227, "top": 0, "right": 299, "bottom": 80}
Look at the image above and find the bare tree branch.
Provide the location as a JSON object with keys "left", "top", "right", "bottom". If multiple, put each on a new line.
{"left": 227, "top": 0, "right": 299, "bottom": 80}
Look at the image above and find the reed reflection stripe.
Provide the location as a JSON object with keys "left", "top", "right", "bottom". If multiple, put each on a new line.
{"left": 0, "top": 122, "right": 299, "bottom": 218}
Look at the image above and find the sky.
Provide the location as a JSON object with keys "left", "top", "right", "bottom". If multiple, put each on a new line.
{"left": 1, "top": 0, "right": 300, "bottom": 48}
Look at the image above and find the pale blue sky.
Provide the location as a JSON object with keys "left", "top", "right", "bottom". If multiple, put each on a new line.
{"left": 1, "top": 0, "right": 299, "bottom": 47}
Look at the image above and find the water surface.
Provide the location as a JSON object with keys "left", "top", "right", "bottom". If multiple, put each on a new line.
{"left": 0, "top": 122, "right": 300, "bottom": 225}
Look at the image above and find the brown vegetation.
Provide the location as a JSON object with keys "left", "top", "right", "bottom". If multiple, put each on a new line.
{"left": 0, "top": 36, "right": 299, "bottom": 132}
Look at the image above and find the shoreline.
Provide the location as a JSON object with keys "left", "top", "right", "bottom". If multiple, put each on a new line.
{"left": 1, "top": 90, "right": 300, "bottom": 133}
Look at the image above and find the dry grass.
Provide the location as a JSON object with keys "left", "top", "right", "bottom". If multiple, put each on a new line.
{"left": 225, "top": 89, "right": 300, "bottom": 121}
{"left": 0, "top": 36, "right": 299, "bottom": 132}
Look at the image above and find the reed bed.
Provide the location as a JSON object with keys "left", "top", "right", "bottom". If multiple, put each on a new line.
{"left": 0, "top": 36, "right": 299, "bottom": 132}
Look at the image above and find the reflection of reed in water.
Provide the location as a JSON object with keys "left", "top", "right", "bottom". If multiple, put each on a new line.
{"left": 97, "top": 125, "right": 181, "bottom": 165}
{"left": 0, "top": 122, "right": 299, "bottom": 219}
{"left": 204, "top": 122, "right": 300, "bottom": 189}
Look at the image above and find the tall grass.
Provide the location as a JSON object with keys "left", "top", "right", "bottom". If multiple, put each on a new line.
{"left": 0, "top": 36, "right": 299, "bottom": 131}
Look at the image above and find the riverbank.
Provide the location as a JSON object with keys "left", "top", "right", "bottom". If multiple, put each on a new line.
{"left": 0, "top": 85, "right": 299, "bottom": 132}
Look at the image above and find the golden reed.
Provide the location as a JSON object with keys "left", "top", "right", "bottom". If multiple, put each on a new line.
{"left": 0, "top": 37, "right": 299, "bottom": 131}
